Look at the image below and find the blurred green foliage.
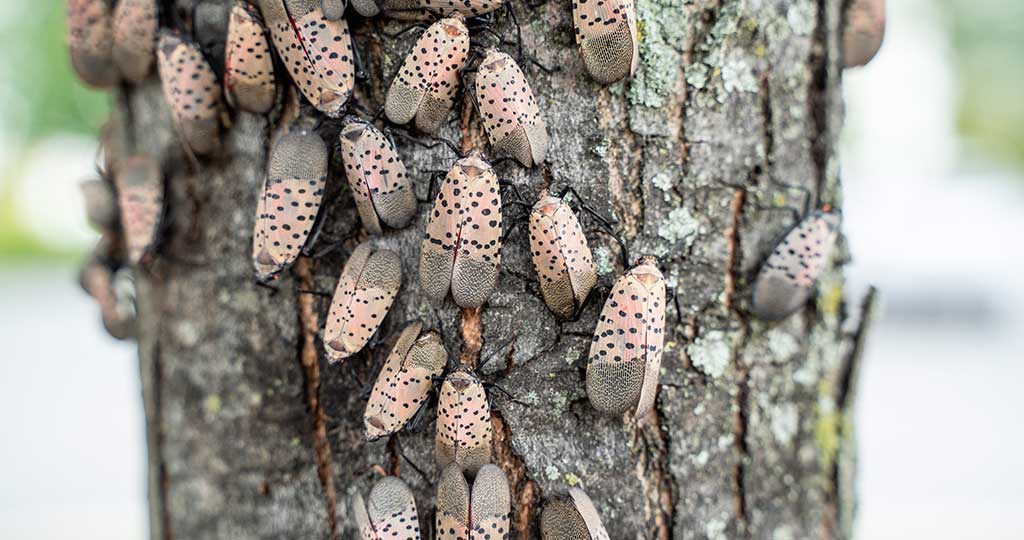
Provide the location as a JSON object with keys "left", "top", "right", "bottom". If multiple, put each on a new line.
{"left": 0, "top": 1, "right": 110, "bottom": 142}
{"left": 945, "top": 0, "right": 1024, "bottom": 169}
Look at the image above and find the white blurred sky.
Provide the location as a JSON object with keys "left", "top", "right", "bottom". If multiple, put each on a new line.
{"left": 1, "top": 0, "right": 1024, "bottom": 538}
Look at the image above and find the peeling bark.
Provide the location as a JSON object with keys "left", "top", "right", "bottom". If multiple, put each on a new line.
{"left": 112, "top": 0, "right": 870, "bottom": 538}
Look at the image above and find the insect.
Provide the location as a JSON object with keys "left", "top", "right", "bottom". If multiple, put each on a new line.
{"left": 419, "top": 151, "right": 502, "bottom": 308}
{"left": 384, "top": 14, "right": 470, "bottom": 134}
{"left": 338, "top": 117, "right": 417, "bottom": 235}
{"left": 321, "top": 0, "right": 347, "bottom": 19}
{"left": 571, "top": 0, "right": 638, "bottom": 84}
{"left": 436, "top": 463, "right": 511, "bottom": 540}
{"left": 364, "top": 321, "right": 448, "bottom": 441}
{"left": 540, "top": 487, "right": 610, "bottom": 540}
{"left": 80, "top": 178, "right": 118, "bottom": 232}
{"left": 258, "top": 0, "right": 355, "bottom": 117}
{"left": 115, "top": 155, "right": 164, "bottom": 266}
{"left": 435, "top": 365, "right": 493, "bottom": 475}
{"left": 529, "top": 190, "right": 597, "bottom": 318}
{"left": 80, "top": 255, "right": 137, "bottom": 341}
{"left": 157, "top": 33, "right": 223, "bottom": 156}
{"left": 67, "top": 0, "right": 118, "bottom": 88}
{"left": 473, "top": 49, "right": 548, "bottom": 167}
{"left": 750, "top": 209, "right": 841, "bottom": 321}
{"left": 252, "top": 125, "right": 328, "bottom": 283}
{"left": 354, "top": 476, "right": 422, "bottom": 540}
{"left": 324, "top": 242, "right": 403, "bottom": 363}
{"left": 585, "top": 256, "right": 666, "bottom": 418}
{"left": 111, "top": 0, "right": 157, "bottom": 83}
{"left": 225, "top": 2, "right": 277, "bottom": 114}
{"left": 420, "top": 0, "right": 505, "bottom": 18}
{"left": 843, "top": 0, "right": 885, "bottom": 68}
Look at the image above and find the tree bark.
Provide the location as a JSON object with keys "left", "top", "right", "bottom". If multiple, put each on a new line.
{"left": 110, "top": 0, "right": 876, "bottom": 538}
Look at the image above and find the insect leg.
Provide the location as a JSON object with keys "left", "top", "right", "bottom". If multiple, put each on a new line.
{"left": 381, "top": 22, "right": 429, "bottom": 39}
{"left": 560, "top": 186, "right": 631, "bottom": 268}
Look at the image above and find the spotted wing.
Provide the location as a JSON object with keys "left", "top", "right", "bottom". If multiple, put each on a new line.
{"left": 420, "top": 0, "right": 504, "bottom": 18}
{"left": 112, "top": 0, "right": 157, "bottom": 83}
{"left": 554, "top": 202, "right": 597, "bottom": 310}
{"left": 341, "top": 121, "right": 415, "bottom": 234}
{"left": 474, "top": 51, "right": 547, "bottom": 166}
{"left": 67, "top": 0, "right": 117, "bottom": 88}
{"left": 450, "top": 159, "right": 501, "bottom": 308}
{"left": 353, "top": 493, "right": 377, "bottom": 540}
{"left": 292, "top": 4, "right": 355, "bottom": 112}
{"left": 586, "top": 270, "right": 649, "bottom": 415}
{"left": 116, "top": 157, "right": 163, "bottom": 265}
{"left": 632, "top": 266, "right": 666, "bottom": 418}
{"left": 225, "top": 3, "right": 276, "bottom": 113}
{"left": 436, "top": 464, "right": 471, "bottom": 540}
{"left": 470, "top": 464, "right": 511, "bottom": 540}
{"left": 157, "top": 34, "right": 221, "bottom": 155}
{"left": 530, "top": 205, "right": 574, "bottom": 317}
{"left": 324, "top": 245, "right": 402, "bottom": 363}
{"left": 416, "top": 16, "right": 470, "bottom": 132}
{"left": 367, "top": 477, "right": 421, "bottom": 540}
{"left": 568, "top": 488, "right": 611, "bottom": 540}
{"left": 435, "top": 370, "right": 492, "bottom": 475}
{"left": 572, "top": 0, "right": 638, "bottom": 83}
{"left": 419, "top": 163, "right": 463, "bottom": 302}
{"left": 365, "top": 322, "right": 422, "bottom": 440}
{"left": 252, "top": 130, "right": 327, "bottom": 280}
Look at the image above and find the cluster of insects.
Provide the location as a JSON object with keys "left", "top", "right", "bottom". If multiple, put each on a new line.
{"left": 68, "top": 0, "right": 873, "bottom": 536}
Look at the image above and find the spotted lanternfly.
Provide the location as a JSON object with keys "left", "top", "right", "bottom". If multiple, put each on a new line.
{"left": 252, "top": 126, "right": 328, "bottom": 282}
{"left": 384, "top": 14, "right": 470, "bottom": 134}
{"left": 436, "top": 463, "right": 511, "bottom": 540}
{"left": 420, "top": 0, "right": 504, "bottom": 18}
{"left": 67, "top": 0, "right": 118, "bottom": 88}
{"left": 225, "top": 2, "right": 277, "bottom": 114}
{"left": 419, "top": 151, "right": 502, "bottom": 308}
{"left": 843, "top": 0, "right": 885, "bottom": 68}
{"left": 339, "top": 118, "right": 417, "bottom": 235}
{"left": 324, "top": 242, "right": 402, "bottom": 363}
{"left": 585, "top": 256, "right": 665, "bottom": 417}
{"left": 529, "top": 190, "right": 597, "bottom": 319}
{"left": 436, "top": 365, "right": 493, "bottom": 475}
{"left": 111, "top": 0, "right": 157, "bottom": 83}
{"left": 751, "top": 210, "right": 841, "bottom": 321}
{"left": 571, "top": 0, "right": 638, "bottom": 84}
{"left": 80, "top": 178, "right": 118, "bottom": 232}
{"left": 157, "top": 33, "right": 223, "bottom": 156}
{"left": 115, "top": 156, "right": 163, "bottom": 266}
{"left": 321, "top": 0, "right": 347, "bottom": 19}
{"left": 540, "top": 487, "right": 610, "bottom": 540}
{"left": 474, "top": 50, "right": 548, "bottom": 167}
{"left": 80, "top": 255, "right": 137, "bottom": 340}
{"left": 354, "top": 476, "right": 422, "bottom": 540}
{"left": 364, "top": 321, "right": 448, "bottom": 441}
{"left": 258, "top": 0, "right": 355, "bottom": 117}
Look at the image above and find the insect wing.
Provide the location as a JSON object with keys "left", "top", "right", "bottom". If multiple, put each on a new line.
{"left": 568, "top": 488, "right": 610, "bottom": 540}
{"left": 530, "top": 195, "right": 596, "bottom": 318}
{"left": 751, "top": 211, "right": 840, "bottom": 321}
{"left": 324, "top": 244, "right": 402, "bottom": 363}
{"left": 339, "top": 119, "right": 416, "bottom": 234}
{"left": 112, "top": 0, "right": 158, "bottom": 83}
{"left": 435, "top": 367, "right": 492, "bottom": 475}
{"left": 252, "top": 129, "right": 328, "bottom": 281}
{"left": 157, "top": 34, "right": 222, "bottom": 155}
{"left": 436, "top": 464, "right": 471, "bottom": 540}
{"left": 116, "top": 156, "right": 163, "bottom": 265}
{"left": 474, "top": 51, "right": 547, "bottom": 167}
{"left": 67, "top": 0, "right": 118, "bottom": 88}
{"left": 449, "top": 156, "right": 501, "bottom": 308}
{"left": 419, "top": 162, "right": 463, "bottom": 303}
{"left": 367, "top": 477, "right": 421, "bottom": 540}
{"left": 572, "top": 0, "right": 638, "bottom": 83}
{"left": 225, "top": 3, "right": 277, "bottom": 113}
{"left": 470, "top": 464, "right": 511, "bottom": 539}
{"left": 420, "top": 0, "right": 504, "bottom": 18}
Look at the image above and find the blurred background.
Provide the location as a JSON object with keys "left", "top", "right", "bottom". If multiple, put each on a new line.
{"left": 1, "top": 0, "right": 1021, "bottom": 538}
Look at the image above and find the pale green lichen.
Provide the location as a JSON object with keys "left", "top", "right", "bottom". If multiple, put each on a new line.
{"left": 545, "top": 465, "right": 560, "bottom": 481}
{"left": 652, "top": 172, "right": 674, "bottom": 192}
{"left": 563, "top": 472, "right": 580, "bottom": 486}
{"left": 767, "top": 330, "right": 800, "bottom": 359}
{"left": 592, "top": 139, "right": 609, "bottom": 158}
{"left": 593, "top": 246, "right": 614, "bottom": 276}
{"left": 786, "top": 2, "right": 816, "bottom": 36}
{"left": 770, "top": 403, "right": 799, "bottom": 446}
{"left": 687, "top": 331, "right": 732, "bottom": 378}
{"left": 204, "top": 394, "right": 222, "bottom": 416}
{"left": 629, "top": 0, "right": 690, "bottom": 109}
{"left": 657, "top": 207, "right": 699, "bottom": 247}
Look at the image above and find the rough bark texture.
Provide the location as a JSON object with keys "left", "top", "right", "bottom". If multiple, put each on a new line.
{"left": 112, "top": 0, "right": 875, "bottom": 538}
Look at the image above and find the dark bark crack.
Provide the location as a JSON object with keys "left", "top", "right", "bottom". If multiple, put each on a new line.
{"left": 809, "top": 0, "right": 831, "bottom": 201}
{"left": 491, "top": 411, "right": 539, "bottom": 540}
{"left": 294, "top": 258, "right": 339, "bottom": 540}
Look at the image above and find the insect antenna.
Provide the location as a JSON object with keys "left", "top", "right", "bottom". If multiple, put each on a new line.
{"left": 559, "top": 186, "right": 631, "bottom": 269}
{"left": 382, "top": 22, "right": 429, "bottom": 39}
{"left": 392, "top": 436, "right": 431, "bottom": 484}
{"left": 389, "top": 128, "right": 463, "bottom": 158}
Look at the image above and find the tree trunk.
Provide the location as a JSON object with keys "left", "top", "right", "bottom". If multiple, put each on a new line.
{"left": 110, "top": 0, "right": 876, "bottom": 538}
